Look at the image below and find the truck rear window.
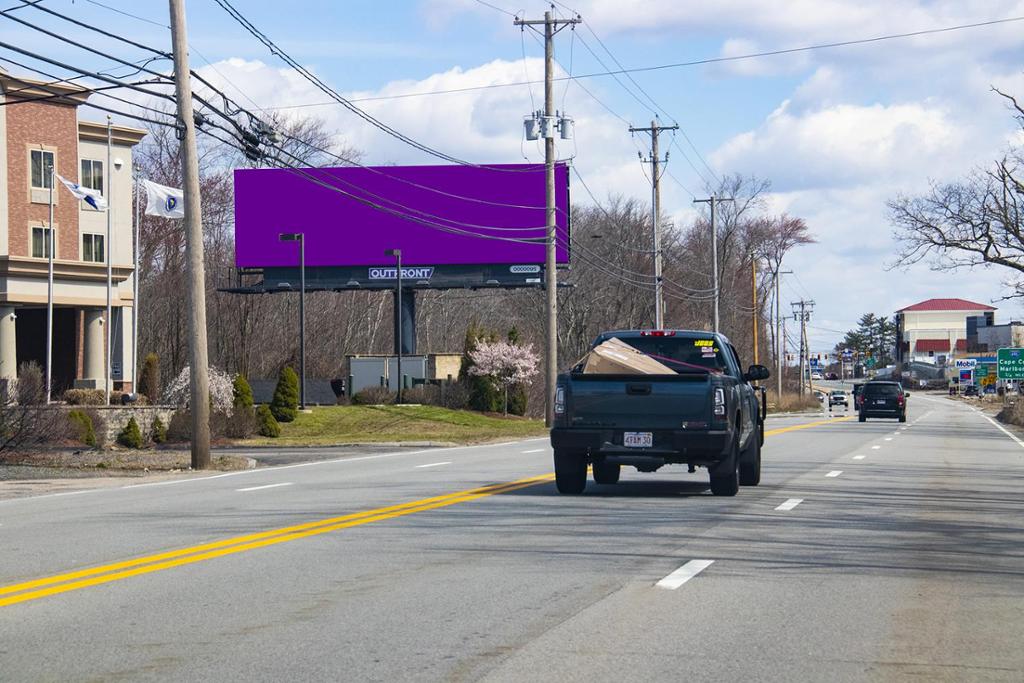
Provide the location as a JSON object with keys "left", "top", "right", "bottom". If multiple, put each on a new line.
{"left": 616, "top": 337, "right": 728, "bottom": 373}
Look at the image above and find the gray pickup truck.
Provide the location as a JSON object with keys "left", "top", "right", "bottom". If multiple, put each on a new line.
{"left": 550, "top": 330, "right": 769, "bottom": 496}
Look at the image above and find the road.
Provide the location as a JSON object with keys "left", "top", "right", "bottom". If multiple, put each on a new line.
{"left": 1, "top": 395, "right": 1022, "bottom": 681}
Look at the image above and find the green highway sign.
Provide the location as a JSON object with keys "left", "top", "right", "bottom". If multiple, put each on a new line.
{"left": 976, "top": 364, "right": 990, "bottom": 378}
{"left": 997, "top": 348, "right": 1024, "bottom": 380}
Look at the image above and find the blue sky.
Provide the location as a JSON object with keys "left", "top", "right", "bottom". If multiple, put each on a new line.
{"left": 6, "top": 0, "right": 1024, "bottom": 349}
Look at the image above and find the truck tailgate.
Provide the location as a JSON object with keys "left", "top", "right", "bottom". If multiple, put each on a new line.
{"left": 567, "top": 374, "right": 712, "bottom": 429}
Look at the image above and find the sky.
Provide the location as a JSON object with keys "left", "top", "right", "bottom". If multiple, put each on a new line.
{"left": 5, "top": 0, "right": 1024, "bottom": 351}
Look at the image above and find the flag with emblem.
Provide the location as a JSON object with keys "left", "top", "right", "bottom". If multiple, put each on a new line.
{"left": 56, "top": 174, "right": 107, "bottom": 211}
{"left": 142, "top": 179, "right": 184, "bottom": 219}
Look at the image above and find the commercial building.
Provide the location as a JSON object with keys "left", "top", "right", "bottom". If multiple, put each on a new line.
{"left": 895, "top": 298, "right": 996, "bottom": 365}
{"left": 969, "top": 318, "right": 1024, "bottom": 353}
{"left": 0, "top": 71, "right": 145, "bottom": 394}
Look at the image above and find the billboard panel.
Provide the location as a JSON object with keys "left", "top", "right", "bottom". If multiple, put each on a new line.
{"left": 234, "top": 163, "right": 569, "bottom": 268}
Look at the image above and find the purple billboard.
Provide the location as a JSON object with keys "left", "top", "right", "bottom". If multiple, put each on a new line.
{"left": 234, "top": 163, "right": 570, "bottom": 268}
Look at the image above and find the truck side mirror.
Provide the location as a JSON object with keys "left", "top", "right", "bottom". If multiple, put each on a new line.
{"left": 744, "top": 364, "right": 770, "bottom": 382}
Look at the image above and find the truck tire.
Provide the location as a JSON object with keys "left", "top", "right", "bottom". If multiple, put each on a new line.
{"left": 554, "top": 449, "right": 587, "bottom": 494}
{"left": 739, "top": 432, "right": 761, "bottom": 486}
{"left": 592, "top": 459, "right": 620, "bottom": 485}
{"left": 709, "top": 441, "right": 740, "bottom": 497}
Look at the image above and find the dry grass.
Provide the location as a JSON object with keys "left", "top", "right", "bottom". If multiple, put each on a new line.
{"left": 767, "top": 392, "right": 823, "bottom": 414}
{"left": 997, "top": 400, "right": 1024, "bottom": 427}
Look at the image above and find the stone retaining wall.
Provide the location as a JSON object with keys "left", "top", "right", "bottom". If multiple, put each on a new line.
{"left": 77, "top": 406, "right": 176, "bottom": 444}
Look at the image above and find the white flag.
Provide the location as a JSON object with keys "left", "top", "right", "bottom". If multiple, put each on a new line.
{"left": 143, "top": 179, "right": 184, "bottom": 219}
{"left": 56, "top": 174, "right": 107, "bottom": 210}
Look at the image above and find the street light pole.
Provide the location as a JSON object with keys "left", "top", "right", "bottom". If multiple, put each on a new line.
{"left": 280, "top": 233, "right": 305, "bottom": 410}
{"left": 386, "top": 248, "right": 403, "bottom": 404}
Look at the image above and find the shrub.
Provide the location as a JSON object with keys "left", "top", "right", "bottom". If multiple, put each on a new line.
{"left": 139, "top": 353, "right": 161, "bottom": 404}
{"left": 116, "top": 417, "right": 144, "bottom": 449}
{"left": 997, "top": 401, "right": 1024, "bottom": 427}
{"left": 63, "top": 388, "right": 106, "bottom": 406}
{"left": 352, "top": 386, "right": 396, "bottom": 405}
{"left": 507, "top": 384, "right": 528, "bottom": 416}
{"left": 224, "top": 406, "right": 256, "bottom": 439}
{"left": 68, "top": 409, "right": 97, "bottom": 447}
{"left": 256, "top": 404, "right": 280, "bottom": 437}
{"left": 16, "top": 361, "right": 45, "bottom": 405}
{"left": 270, "top": 366, "right": 300, "bottom": 422}
{"left": 151, "top": 416, "right": 167, "bottom": 444}
{"left": 233, "top": 374, "right": 254, "bottom": 409}
{"left": 163, "top": 366, "right": 235, "bottom": 413}
{"left": 401, "top": 384, "right": 439, "bottom": 406}
{"left": 167, "top": 410, "right": 190, "bottom": 443}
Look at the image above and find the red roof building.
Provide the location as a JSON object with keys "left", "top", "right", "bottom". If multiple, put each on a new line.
{"left": 896, "top": 298, "right": 996, "bottom": 364}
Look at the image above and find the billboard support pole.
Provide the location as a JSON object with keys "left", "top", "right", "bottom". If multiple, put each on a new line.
{"left": 515, "top": 10, "right": 580, "bottom": 427}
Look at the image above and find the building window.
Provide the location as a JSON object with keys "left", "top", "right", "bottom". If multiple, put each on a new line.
{"left": 80, "top": 159, "right": 104, "bottom": 195}
{"left": 31, "top": 226, "right": 54, "bottom": 258}
{"left": 82, "top": 233, "right": 104, "bottom": 263}
{"left": 31, "top": 149, "right": 55, "bottom": 189}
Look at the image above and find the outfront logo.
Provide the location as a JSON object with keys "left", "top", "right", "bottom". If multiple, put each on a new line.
{"left": 368, "top": 267, "right": 434, "bottom": 280}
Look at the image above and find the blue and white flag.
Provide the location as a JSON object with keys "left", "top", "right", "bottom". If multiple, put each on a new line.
{"left": 143, "top": 179, "right": 184, "bottom": 219}
{"left": 56, "top": 174, "right": 107, "bottom": 210}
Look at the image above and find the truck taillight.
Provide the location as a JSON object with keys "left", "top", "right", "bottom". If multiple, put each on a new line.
{"left": 897, "top": 393, "right": 904, "bottom": 406}
{"left": 640, "top": 330, "right": 676, "bottom": 337}
{"left": 713, "top": 387, "right": 726, "bottom": 417}
{"left": 554, "top": 386, "right": 566, "bottom": 414}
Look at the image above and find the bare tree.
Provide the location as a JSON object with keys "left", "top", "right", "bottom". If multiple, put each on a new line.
{"left": 889, "top": 88, "right": 1024, "bottom": 300}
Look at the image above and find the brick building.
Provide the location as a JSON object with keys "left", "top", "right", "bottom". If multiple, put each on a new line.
{"left": 0, "top": 71, "right": 145, "bottom": 394}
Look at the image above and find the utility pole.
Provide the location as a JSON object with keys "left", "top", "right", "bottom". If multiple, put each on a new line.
{"left": 169, "top": 0, "right": 211, "bottom": 469}
{"left": 105, "top": 116, "right": 113, "bottom": 407}
{"left": 775, "top": 268, "right": 791, "bottom": 398}
{"left": 515, "top": 9, "right": 580, "bottom": 427}
{"left": 630, "top": 120, "right": 677, "bottom": 328}
{"left": 791, "top": 299, "right": 814, "bottom": 396}
{"left": 693, "top": 195, "right": 733, "bottom": 334}
{"left": 751, "top": 253, "right": 758, "bottom": 365}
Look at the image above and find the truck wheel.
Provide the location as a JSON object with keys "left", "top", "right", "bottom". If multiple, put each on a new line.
{"left": 739, "top": 433, "right": 761, "bottom": 486}
{"left": 709, "top": 442, "right": 740, "bottom": 497}
{"left": 592, "top": 459, "right": 620, "bottom": 485}
{"left": 554, "top": 449, "right": 587, "bottom": 494}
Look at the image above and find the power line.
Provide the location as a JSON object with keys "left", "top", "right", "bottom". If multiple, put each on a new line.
{"left": 256, "top": 14, "right": 1024, "bottom": 109}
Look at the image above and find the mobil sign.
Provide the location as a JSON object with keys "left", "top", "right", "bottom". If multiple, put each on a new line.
{"left": 953, "top": 358, "right": 977, "bottom": 370}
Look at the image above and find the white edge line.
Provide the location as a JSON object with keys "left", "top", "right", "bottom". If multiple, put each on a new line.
{"left": 521, "top": 448, "right": 544, "bottom": 454}
{"left": 871, "top": 445, "right": 881, "bottom": 450}
{"left": 655, "top": 559, "right": 714, "bottom": 589}
{"left": 825, "top": 470, "right": 842, "bottom": 477}
{"left": 774, "top": 498, "right": 803, "bottom": 511}
{"left": 415, "top": 461, "right": 452, "bottom": 468}
{"left": 0, "top": 438, "right": 545, "bottom": 505}
{"left": 236, "top": 482, "right": 293, "bottom": 492}
{"left": 978, "top": 412, "right": 1024, "bottom": 450}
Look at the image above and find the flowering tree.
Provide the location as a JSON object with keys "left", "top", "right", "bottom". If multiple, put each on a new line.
{"left": 469, "top": 341, "right": 539, "bottom": 415}
{"left": 163, "top": 366, "right": 235, "bottom": 413}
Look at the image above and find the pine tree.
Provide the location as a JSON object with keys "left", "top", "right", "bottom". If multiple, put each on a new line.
{"left": 139, "top": 353, "right": 161, "bottom": 402}
{"left": 233, "top": 374, "right": 254, "bottom": 409}
{"left": 270, "top": 366, "right": 299, "bottom": 422}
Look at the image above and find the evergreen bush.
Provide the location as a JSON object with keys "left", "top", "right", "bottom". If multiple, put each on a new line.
{"left": 233, "top": 374, "right": 254, "bottom": 409}
{"left": 151, "top": 416, "right": 167, "bottom": 444}
{"left": 256, "top": 404, "right": 280, "bottom": 437}
{"left": 139, "top": 353, "right": 161, "bottom": 403}
{"left": 270, "top": 366, "right": 299, "bottom": 422}
{"left": 116, "top": 416, "right": 144, "bottom": 449}
{"left": 68, "top": 409, "right": 96, "bottom": 447}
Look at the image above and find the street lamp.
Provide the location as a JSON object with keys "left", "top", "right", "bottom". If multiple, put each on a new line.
{"left": 385, "top": 248, "right": 402, "bottom": 404}
{"left": 279, "top": 232, "right": 305, "bottom": 410}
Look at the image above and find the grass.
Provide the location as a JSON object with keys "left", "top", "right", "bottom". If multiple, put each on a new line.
{"left": 241, "top": 404, "right": 548, "bottom": 447}
{"left": 767, "top": 392, "right": 822, "bottom": 414}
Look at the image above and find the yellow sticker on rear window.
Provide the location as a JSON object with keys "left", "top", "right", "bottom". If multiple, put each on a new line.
{"left": 694, "top": 339, "right": 714, "bottom": 347}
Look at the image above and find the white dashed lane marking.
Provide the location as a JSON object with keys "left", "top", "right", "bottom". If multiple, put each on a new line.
{"left": 826, "top": 471, "right": 843, "bottom": 478}
{"left": 775, "top": 498, "right": 803, "bottom": 511}
{"left": 656, "top": 560, "right": 714, "bottom": 590}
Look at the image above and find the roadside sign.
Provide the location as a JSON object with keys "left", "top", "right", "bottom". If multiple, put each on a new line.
{"left": 959, "top": 369, "right": 973, "bottom": 384}
{"left": 997, "top": 348, "right": 1024, "bottom": 380}
{"left": 954, "top": 358, "right": 977, "bottom": 369}
{"left": 976, "top": 364, "right": 989, "bottom": 378}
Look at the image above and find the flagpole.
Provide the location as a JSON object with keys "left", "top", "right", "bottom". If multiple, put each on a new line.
{"left": 45, "top": 162, "right": 54, "bottom": 404}
{"left": 105, "top": 116, "right": 112, "bottom": 406}
{"left": 132, "top": 175, "right": 139, "bottom": 396}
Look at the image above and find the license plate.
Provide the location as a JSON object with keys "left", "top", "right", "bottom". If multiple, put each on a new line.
{"left": 624, "top": 432, "right": 653, "bottom": 448}
{"left": 875, "top": 399, "right": 886, "bottom": 405}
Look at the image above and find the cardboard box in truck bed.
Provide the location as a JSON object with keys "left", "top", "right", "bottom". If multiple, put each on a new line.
{"left": 580, "top": 337, "right": 676, "bottom": 375}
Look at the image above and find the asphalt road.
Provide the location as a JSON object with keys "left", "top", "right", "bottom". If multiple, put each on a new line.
{"left": 1, "top": 396, "right": 1022, "bottom": 681}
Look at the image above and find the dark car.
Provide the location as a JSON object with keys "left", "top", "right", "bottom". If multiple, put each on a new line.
{"left": 858, "top": 381, "right": 906, "bottom": 422}
{"left": 963, "top": 384, "right": 979, "bottom": 397}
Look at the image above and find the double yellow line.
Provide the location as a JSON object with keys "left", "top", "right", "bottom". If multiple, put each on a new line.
{"left": 0, "top": 472, "right": 555, "bottom": 608}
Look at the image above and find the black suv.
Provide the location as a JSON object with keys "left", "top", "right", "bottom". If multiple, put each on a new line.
{"left": 858, "top": 381, "right": 906, "bottom": 422}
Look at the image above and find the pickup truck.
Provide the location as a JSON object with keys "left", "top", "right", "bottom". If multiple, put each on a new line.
{"left": 550, "top": 330, "right": 770, "bottom": 496}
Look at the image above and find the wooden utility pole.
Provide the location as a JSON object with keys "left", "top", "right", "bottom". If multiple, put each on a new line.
{"left": 751, "top": 254, "right": 758, "bottom": 365}
{"left": 169, "top": 0, "right": 211, "bottom": 468}
{"left": 630, "top": 120, "right": 677, "bottom": 328}
{"left": 693, "top": 195, "right": 734, "bottom": 334}
{"left": 792, "top": 299, "right": 814, "bottom": 396}
{"left": 515, "top": 9, "right": 580, "bottom": 427}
